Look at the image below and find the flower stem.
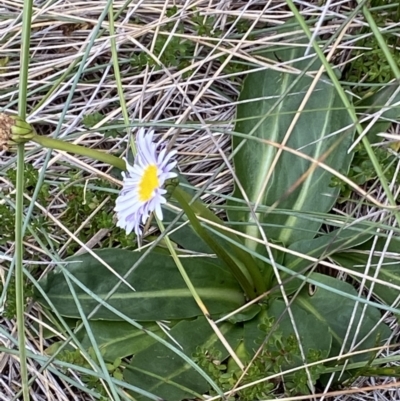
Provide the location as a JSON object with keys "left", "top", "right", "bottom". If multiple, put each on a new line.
{"left": 156, "top": 217, "right": 244, "bottom": 371}
{"left": 15, "top": 144, "right": 29, "bottom": 401}
{"left": 16, "top": 0, "right": 33, "bottom": 398}
{"left": 31, "top": 135, "right": 125, "bottom": 171}
{"left": 173, "top": 186, "right": 266, "bottom": 296}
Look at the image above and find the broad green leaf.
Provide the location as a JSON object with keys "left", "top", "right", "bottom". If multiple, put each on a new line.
{"left": 294, "top": 273, "right": 391, "bottom": 363}
{"left": 355, "top": 80, "right": 400, "bottom": 143}
{"left": 243, "top": 302, "right": 331, "bottom": 368}
{"left": 76, "top": 321, "right": 169, "bottom": 361}
{"left": 228, "top": 32, "right": 355, "bottom": 248}
{"left": 34, "top": 249, "right": 245, "bottom": 321}
{"left": 279, "top": 226, "right": 373, "bottom": 294}
{"left": 333, "top": 237, "right": 400, "bottom": 306}
{"left": 124, "top": 316, "right": 242, "bottom": 401}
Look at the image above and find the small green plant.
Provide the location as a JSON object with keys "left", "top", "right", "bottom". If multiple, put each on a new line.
{"left": 32, "top": 20, "right": 396, "bottom": 401}
{"left": 0, "top": 203, "right": 15, "bottom": 245}
{"left": 131, "top": 6, "right": 196, "bottom": 71}
{"left": 130, "top": 7, "right": 247, "bottom": 79}
{"left": 5, "top": 159, "right": 134, "bottom": 256}
{"left": 0, "top": 164, "right": 47, "bottom": 319}
{"left": 285, "top": 349, "right": 325, "bottom": 396}
{"left": 193, "top": 346, "right": 276, "bottom": 401}
{"left": 4, "top": 164, "right": 51, "bottom": 251}
{"left": 1, "top": 276, "right": 33, "bottom": 319}
{"left": 56, "top": 348, "right": 123, "bottom": 400}
{"left": 6, "top": 163, "right": 50, "bottom": 204}
{"left": 191, "top": 11, "right": 219, "bottom": 37}
{"left": 82, "top": 111, "right": 120, "bottom": 138}
{"left": 59, "top": 171, "right": 135, "bottom": 255}
{"left": 251, "top": 315, "right": 324, "bottom": 397}
{"left": 345, "top": 7, "right": 400, "bottom": 93}
{"left": 332, "top": 143, "right": 399, "bottom": 202}
{"left": 339, "top": 5, "right": 400, "bottom": 200}
{"left": 3, "top": 162, "right": 134, "bottom": 257}
{"left": 192, "top": 341, "right": 277, "bottom": 400}
{"left": 348, "top": 37, "right": 399, "bottom": 87}
{"left": 193, "top": 315, "right": 325, "bottom": 400}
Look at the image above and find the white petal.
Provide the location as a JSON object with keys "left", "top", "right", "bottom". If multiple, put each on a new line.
{"left": 160, "top": 150, "right": 177, "bottom": 169}
{"left": 157, "top": 148, "right": 167, "bottom": 165}
{"left": 155, "top": 203, "right": 163, "bottom": 220}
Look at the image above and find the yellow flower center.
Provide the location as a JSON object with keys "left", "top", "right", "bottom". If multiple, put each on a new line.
{"left": 138, "top": 165, "right": 159, "bottom": 202}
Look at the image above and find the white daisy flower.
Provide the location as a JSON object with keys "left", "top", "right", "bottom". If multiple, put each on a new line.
{"left": 114, "top": 128, "right": 177, "bottom": 236}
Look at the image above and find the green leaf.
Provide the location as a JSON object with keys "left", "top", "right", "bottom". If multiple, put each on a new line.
{"left": 228, "top": 31, "right": 355, "bottom": 248}
{"left": 226, "top": 304, "right": 261, "bottom": 324}
{"left": 280, "top": 226, "right": 373, "bottom": 294}
{"left": 76, "top": 321, "right": 171, "bottom": 361}
{"left": 34, "top": 249, "right": 245, "bottom": 321}
{"left": 161, "top": 176, "right": 212, "bottom": 254}
{"left": 243, "top": 302, "right": 331, "bottom": 368}
{"left": 333, "top": 237, "right": 400, "bottom": 306}
{"left": 355, "top": 80, "right": 400, "bottom": 143}
{"left": 124, "top": 316, "right": 242, "bottom": 401}
{"left": 294, "top": 273, "right": 391, "bottom": 363}
{"left": 45, "top": 341, "right": 75, "bottom": 356}
{"left": 83, "top": 111, "right": 104, "bottom": 129}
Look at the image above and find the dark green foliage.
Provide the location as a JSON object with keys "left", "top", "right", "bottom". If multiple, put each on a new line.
{"left": 227, "top": 32, "right": 355, "bottom": 248}
{"left": 1, "top": 276, "right": 33, "bottom": 319}
{"left": 0, "top": 203, "right": 14, "bottom": 245}
{"left": 32, "top": 19, "right": 396, "bottom": 401}
{"left": 337, "top": 5, "right": 400, "bottom": 200}
{"left": 59, "top": 170, "right": 135, "bottom": 254}
{"left": 82, "top": 111, "right": 120, "bottom": 137}
{"left": 334, "top": 236, "right": 400, "bottom": 306}
{"left": 130, "top": 7, "right": 247, "bottom": 79}
{"left": 6, "top": 163, "right": 50, "bottom": 203}
{"left": 56, "top": 348, "right": 122, "bottom": 400}
{"left": 331, "top": 143, "right": 399, "bottom": 202}
{"left": 345, "top": 6, "right": 400, "bottom": 91}
{"left": 192, "top": 314, "right": 324, "bottom": 400}
{"left": 123, "top": 317, "right": 242, "bottom": 401}
{"left": 35, "top": 249, "right": 244, "bottom": 321}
